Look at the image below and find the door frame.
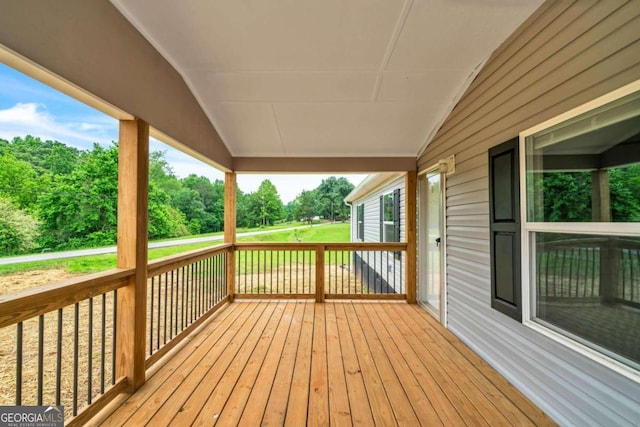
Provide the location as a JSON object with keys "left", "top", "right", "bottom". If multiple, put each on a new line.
{"left": 418, "top": 162, "right": 448, "bottom": 326}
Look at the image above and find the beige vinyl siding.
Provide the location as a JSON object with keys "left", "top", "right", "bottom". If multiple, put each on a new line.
{"left": 418, "top": 1, "right": 640, "bottom": 425}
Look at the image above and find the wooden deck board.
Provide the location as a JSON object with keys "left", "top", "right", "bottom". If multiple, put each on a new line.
{"left": 96, "top": 301, "right": 555, "bottom": 427}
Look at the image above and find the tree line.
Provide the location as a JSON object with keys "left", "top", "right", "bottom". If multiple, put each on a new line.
{"left": 0, "top": 136, "right": 354, "bottom": 255}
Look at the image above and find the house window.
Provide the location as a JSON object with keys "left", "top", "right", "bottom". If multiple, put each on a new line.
{"left": 522, "top": 84, "right": 640, "bottom": 369}
{"left": 357, "top": 204, "right": 364, "bottom": 241}
{"left": 380, "top": 190, "right": 400, "bottom": 243}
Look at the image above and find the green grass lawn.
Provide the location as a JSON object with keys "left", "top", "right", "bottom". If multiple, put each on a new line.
{"left": 0, "top": 222, "right": 351, "bottom": 276}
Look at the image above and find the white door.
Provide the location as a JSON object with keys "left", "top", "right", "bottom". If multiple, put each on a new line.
{"left": 419, "top": 169, "right": 445, "bottom": 322}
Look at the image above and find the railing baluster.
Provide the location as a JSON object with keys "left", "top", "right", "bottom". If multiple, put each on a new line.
{"left": 150, "top": 276, "right": 155, "bottom": 356}
{"left": 101, "top": 294, "right": 106, "bottom": 394}
{"left": 164, "top": 272, "right": 168, "bottom": 345}
{"left": 57, "top": 309, "right": 63, "bottom": 405}
{"left": 113, "top": 290, "right": 117, "bottom": 386}
{"left": 38, "top": 314, "right": 44, "bottom": 405}
{"left": 88, "top": 297, "right": 94, "bottom": 405}
{"left": 73, "top": 302, "right": 79, "bottom": 416}
{"left": 16, "top": 322, "right": 23, "bottom": 406}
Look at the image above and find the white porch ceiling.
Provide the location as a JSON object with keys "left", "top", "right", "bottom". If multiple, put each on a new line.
{"left": 110, "top": 0, "right": 542, "bottom": 158}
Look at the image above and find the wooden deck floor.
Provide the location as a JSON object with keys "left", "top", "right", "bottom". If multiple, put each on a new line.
{"left": 95, "top": 301, "right": 555, "bottom": 426}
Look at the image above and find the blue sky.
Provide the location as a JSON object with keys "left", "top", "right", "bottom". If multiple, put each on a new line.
{"left": 0, "top": 63, "right": 365, "bottom": 203}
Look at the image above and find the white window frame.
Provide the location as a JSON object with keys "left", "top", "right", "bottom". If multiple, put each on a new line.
{"left": 519, "top": 79, "right": 640, "bottom": 382}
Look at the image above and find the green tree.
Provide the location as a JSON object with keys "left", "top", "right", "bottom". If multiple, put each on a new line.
{"left": 293, "top": 190, "right": 316, "bottom": 223}
{"left": 8, "top": 135, "right": 79, "bottom": 175}
{"left": 0, "top": 197, "right": 40, "bottom": 255}
{"left": 0, "top": 151, "right": 41, "bottom": 209}
{"left": 314, "top": 176, "right": 354, "bottom": 221}
{"left": 246, "top": 180, "right": 284, "bottom": 226}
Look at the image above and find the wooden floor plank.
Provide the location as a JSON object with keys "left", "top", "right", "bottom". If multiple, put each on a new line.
{"left": 218, "top": 302, "right": 296, "bottom": 426}
{"left": 97, "top": 301, "right": 555, "bottom": 427}
{"left": 189, "top": 302, "right": 286, "bottom": 426}
{"left": 159, "top": 302, "right": 272, "bottom": 426}
{"left": 343, "top": 302, "right": 398, "bottom": 426}
{"left": 352, "top": 303, "right": 422, "bottom": 426}
{"left": 260, "top": 302, "right": 307, "bottom": 426}
{"left": 284, "top": 301, "right": 314, "bottom": 427}
{"left": 241, "top": 301, "right": 306, "bottom": 426}
{"left": 307, "top": 303, "right": 329, "bottom": 426}
{"left": 333, "top": 302, "right": 375, "bottom": 426}
{"left": 204, "top": 302, "right": 293, "bottom": 426}
{"left": 324, "top": 302, "right": 353, "bottom": 426}
{"left": 100, "top": 302, "right": 246, "bottom": 426}
{"left": 361, "top": 303, "right": 443, "bottom": 426}
{"left": 384, "top": 303, "right": 492, "bottom": 426}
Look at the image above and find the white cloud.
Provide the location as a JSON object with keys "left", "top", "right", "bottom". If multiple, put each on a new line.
{"left": 0, "top": 102, "right": 117, "bottom": 149}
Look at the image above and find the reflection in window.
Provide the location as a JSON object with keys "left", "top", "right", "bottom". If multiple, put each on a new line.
{"left": 535, "top": 233, "right": 640, "bottom": 367}
{"left": 524, "top": 86, "right": 640, "bottom": 369}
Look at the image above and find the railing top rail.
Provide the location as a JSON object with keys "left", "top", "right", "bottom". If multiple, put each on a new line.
{"left": 0, "top": 267, "right": 134, "bottom": 329}
{"left": 235, "top": 242, "right": 408, "bottom": 251}
{"left": 147, "top": 243, "right": 232, "bottom": 277}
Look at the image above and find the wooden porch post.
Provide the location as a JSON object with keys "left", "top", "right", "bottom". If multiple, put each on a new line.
{"left": 405, "top": 170, "right": 417, "bottom": 303}
{"left": 225, "top": 172, "right": 237, "bottom": 302}
{"left": 115, "top": 119, "right": 149, "bottom": 392}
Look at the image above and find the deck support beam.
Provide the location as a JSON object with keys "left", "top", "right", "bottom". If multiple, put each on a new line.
{"left": 115, "top": 119, "right": 149, "bottom": 392}
{"left": 225, "top": 172, "right": 237, "bottom": 301}
{"left": 405, "top": 170, "right": 417, "bottom": 303}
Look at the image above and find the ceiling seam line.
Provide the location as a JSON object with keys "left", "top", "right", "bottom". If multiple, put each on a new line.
{"left": 271, "top": 104, "right": 287, "bottom": 153}
{"left": 371, "top": 0, "right": 414, "bottom": 102}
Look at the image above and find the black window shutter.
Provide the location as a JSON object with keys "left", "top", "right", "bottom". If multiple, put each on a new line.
{"left": 379, "top": 195, "right": 384, "bottom": 241}
{"left": 393, "top": 189, "right": 401, "bottom": 242}
{"left": 358, "top": 204, "right": 364, "bottom": 241}
{"left": 489, "top": 138, "right": 522, "bottom": 322}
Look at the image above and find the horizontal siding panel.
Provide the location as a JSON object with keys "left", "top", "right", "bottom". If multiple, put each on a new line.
{"left": 447, "top": 274, "right": 490, "bottom": 302}
{"left": 447, "top": 235, "right": 488, "bottom": 253}
{"left": 446, "top": 215, "right": 488, "bottom": 228}
{"left": 447, "top": 227, "right": 488, "bottom": 241}
{"left": 446, "top": 165, "right": 487, "bottom": 187}
{"left": 446, "top": 254, "right": 489, "bottom": 280}
{"left": 447, "top": 202, "right": 488, "bottom": 217}
{"left": 447, "top": 190, "right": 487, "bottom": 207}
{"left": 446, "top": 178, "right": 486, "bottom": 198}
{"left": 447, "top": 245, "right": 489, "bottom": 265}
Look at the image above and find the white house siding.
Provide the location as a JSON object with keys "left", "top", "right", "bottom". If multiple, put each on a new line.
{"left": 417, "top": 1, "right": 640, "bottom": 426}
{"left": 349, "top": 175, "right": 406, "bottom": 293}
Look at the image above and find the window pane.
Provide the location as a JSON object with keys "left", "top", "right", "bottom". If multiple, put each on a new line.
{"left": 526, "top": 90, "right": 640, "bottom": 222}
{"left": 383, "top": 193, "right": 394, "bottom": 222}
{"left": 534, "top": 232, "right": 640, "bottom": 368}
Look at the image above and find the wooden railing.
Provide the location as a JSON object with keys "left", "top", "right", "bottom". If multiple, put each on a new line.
{"left": 0, "top": 241, "right": 409, "bottom": 424}
{"left": 234, "top": 242, "right": 408, "bottom": 301}
{"left": 0, "top": 269, "right": 133, "bottom": 424}
{"left": 145, "top": 244, "right": 231, "bottom": 368}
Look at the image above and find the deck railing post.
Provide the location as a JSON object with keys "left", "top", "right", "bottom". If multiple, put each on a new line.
{"left": 115, "top": 119, "right": 149, "bottom": 392}
{"left": 225, "top": 172, "right": 237, "bottom": 301}
{"left": 406, "top": 170, "right": 417, "bottom": 303}
{"left": 316, "top": 245, "right": 325, "bottom": 302}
